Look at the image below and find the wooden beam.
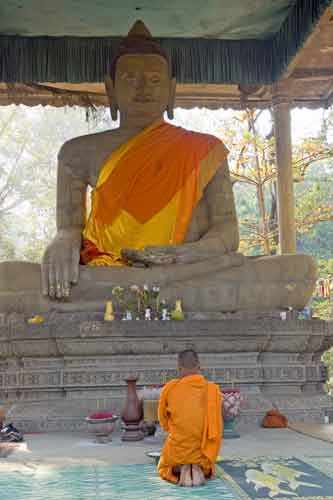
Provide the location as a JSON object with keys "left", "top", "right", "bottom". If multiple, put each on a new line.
{"left": 282, "top": 5, "right": 333, "bottom": 79}
{"left": 291, "top": 67, "right": 333, "bottom": 81}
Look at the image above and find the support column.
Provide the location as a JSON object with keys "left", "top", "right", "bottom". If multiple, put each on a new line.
{"left": 272, "top": 87, "right": 297, "bottom": 254}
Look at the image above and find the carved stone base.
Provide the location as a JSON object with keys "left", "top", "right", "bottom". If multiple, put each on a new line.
{"left": 121, "top": 423, "right": 144, "bottom": 442}
{"left": 0, "top": 313, "right": 332, "bottom": 431}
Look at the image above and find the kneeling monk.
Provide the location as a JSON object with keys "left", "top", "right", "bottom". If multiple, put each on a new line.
{"left": 158, "top": 350, "right": 222, "bottom": 486}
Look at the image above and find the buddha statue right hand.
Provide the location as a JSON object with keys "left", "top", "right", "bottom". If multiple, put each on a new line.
{"left": 41, "top": 229, "right": 82, "bottom": 299}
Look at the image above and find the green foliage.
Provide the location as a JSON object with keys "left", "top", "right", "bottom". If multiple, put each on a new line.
{"left": 310, "top": 296, "right": 330, "bottom": 319}
{"left": 322, "top": 347, "right": 333, "bottom": 394}
{"left": 0, "top": 106, "right": 110, "bottom": 262}
{"left": 308, "top": 258, "right": 333, "bottom": 321}
{"left": 317, "top": 259, "right": 333, "bottom": 277}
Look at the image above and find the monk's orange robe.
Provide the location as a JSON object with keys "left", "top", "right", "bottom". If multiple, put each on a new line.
{"left": 158, "top": 374, "right": 223, "bottom": 483}
{"left": 81, "top": 119, "right": 228, "bottom": 266}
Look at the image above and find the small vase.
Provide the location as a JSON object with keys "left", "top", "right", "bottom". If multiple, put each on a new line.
{"left": 121, "top": 310, "right": 133, "bottom": 321}
{"left": 161, "top": 308, "right": 169, "bottom": 320}
{"left": 121, "top": 377, "right": 144, "bottom": 441}
{"left": 144, "top": 308, "right": 151, "bottom": 320}
{"left": 171, "top": 299, "right": 184, "bottom": 320}
{"left": 125, "top": 310, "right": 133, "bottom": 321}
{"left": 104, "top": 300, "right": 115, "bottom": 321}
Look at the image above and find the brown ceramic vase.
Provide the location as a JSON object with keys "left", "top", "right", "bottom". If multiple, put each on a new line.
{"left": 121, "top": 376, "right": 144, "bottom": 441}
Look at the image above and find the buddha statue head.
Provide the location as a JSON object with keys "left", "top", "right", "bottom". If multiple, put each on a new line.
{"left": 106, "top": 20, "right": 176, "bottom": 122}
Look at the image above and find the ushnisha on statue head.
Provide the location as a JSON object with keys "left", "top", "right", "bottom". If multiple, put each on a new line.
{"left": 105, "top": 20, "right": 176, "bottom": 122}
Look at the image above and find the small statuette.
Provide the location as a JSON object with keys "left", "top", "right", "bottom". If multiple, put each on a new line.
{"left": 145, "top": 307, "right": 151, "bottom": 320}
{"left": 171, "top": 299, "right": 184, "bottom": 320}
{"left": 104, "top": 300, "right": 115, "bottom": 321}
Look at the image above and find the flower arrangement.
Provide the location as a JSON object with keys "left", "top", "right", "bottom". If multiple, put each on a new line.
{"left": 112, "top": 286, "right": 126, "bottom": 310}
{"left": 110, "top": 284, "right": 169, "bottom": 320}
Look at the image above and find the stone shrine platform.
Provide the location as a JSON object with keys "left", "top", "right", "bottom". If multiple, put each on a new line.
{"left": 0, "top": 312, "right": 332, "bottom": 431}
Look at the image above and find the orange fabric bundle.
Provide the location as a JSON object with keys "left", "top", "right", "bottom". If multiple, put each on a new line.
{"left": 80, "top": 238, "right": 123, "bottom": 266}
{"left": 262, "top": 408, "right": 288, "bottom": 428}
{"left": 158, "top": 374, "right": 222, "bottom": 483}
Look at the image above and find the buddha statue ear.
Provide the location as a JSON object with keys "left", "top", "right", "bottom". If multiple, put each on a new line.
{"left": 105, "top": 75, "right": 119, "bottom": 121}
{"left": 166, "top": 77, "right": 176, "bottom": 120}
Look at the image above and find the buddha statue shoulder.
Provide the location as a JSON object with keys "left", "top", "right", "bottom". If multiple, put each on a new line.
{"left": 0, "top": 21, "right": 317, "bottom": 314}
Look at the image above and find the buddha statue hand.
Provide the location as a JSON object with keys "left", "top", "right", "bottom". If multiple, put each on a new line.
{"left": 41, "top": 229, "right": 82, "bottom": 299}
{"left": 121, "top": 248, "right": 176, "bottom": 266}
{"left": 122, "top": 240, "right": 228, "bottom": 267}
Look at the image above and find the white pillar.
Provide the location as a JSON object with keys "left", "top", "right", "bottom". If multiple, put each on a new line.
{"left": 272, "top": 90, "right": 297, "bottom": 254}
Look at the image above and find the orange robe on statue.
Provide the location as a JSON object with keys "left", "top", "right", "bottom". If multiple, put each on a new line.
{"left": 158, "top": 374, "right": 223, "bottom": 483}
{"left": 80, "top": 119, "right": 228, "bottom": 266}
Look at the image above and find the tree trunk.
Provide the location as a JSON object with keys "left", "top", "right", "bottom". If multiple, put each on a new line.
{"left": 256, "top": 183, "right": 270, "bottom": 255}
{"left": 269, "top": 181, "right": 279, "bottom": 254}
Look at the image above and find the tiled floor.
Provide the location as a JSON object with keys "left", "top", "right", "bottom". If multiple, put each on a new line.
{"left": 1, "top": 427, "right": 333, "bottom": 499}
{"left": 6, "top": 427, "right": 333, "bottom": 464}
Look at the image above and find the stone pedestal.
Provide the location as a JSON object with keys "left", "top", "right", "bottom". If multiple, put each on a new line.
{"left": 0, "top": 312, "right": 332, "bottom": 431}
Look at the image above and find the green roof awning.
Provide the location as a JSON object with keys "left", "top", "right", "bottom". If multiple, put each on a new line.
{"left": 0, "top": 0, "right": 330, "bottom": 85}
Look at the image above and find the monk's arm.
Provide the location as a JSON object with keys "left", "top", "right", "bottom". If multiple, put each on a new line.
{"left": 200, "top": 159, "right": 239, "bottom": 253}
{"left": 41, "top": 141, "right": 88, "bottom": 298}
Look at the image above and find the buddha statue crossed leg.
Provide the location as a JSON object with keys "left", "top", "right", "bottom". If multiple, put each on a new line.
{"left": 0, "top": 21, "right": 316, "bottom": 314}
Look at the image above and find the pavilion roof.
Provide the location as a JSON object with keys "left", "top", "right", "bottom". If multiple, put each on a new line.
{"left": 0, "top": 0, "right": 332, "bottom": 108}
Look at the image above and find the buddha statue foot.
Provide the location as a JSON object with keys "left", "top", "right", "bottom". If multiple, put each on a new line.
{"left": 0, "top": 253, "right": 316, "bottom": 315}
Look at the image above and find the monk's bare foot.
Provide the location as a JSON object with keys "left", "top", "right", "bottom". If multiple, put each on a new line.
{"left": 178, "top": 464, "right": 192, "bottom": 487}
{"left": 192, "top": 464, "right": 205, "bottom": 486}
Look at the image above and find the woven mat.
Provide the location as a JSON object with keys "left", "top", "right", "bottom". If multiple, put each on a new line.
{"left": 217, "top": 456, "right": 333, "bottom": 500}
{"left": 288, "top": 422, "right": 333, "bottom": 444}
{"left": 0, "top": 463, "right": 237, "bottom": 500}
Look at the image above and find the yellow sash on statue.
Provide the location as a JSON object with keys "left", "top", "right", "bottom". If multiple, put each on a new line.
{"left": 81, "top": 119, "right": 228, "bottom": 266}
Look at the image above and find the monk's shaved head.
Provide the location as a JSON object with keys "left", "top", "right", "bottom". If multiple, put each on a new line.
{"left": 178, "top": 350, "right": 200, "bottom": 369}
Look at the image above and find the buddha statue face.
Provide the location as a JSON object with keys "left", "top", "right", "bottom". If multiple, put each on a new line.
{"left": 114, "top": 53, "right": 171, "bottom": 120}
{"left": 105, "top": 21, "right": 176, "bottom": 122}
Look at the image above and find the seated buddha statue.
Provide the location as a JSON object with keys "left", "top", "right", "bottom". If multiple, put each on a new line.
{"left": 0, "top": 21, "right": 316, "bottom": 314}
